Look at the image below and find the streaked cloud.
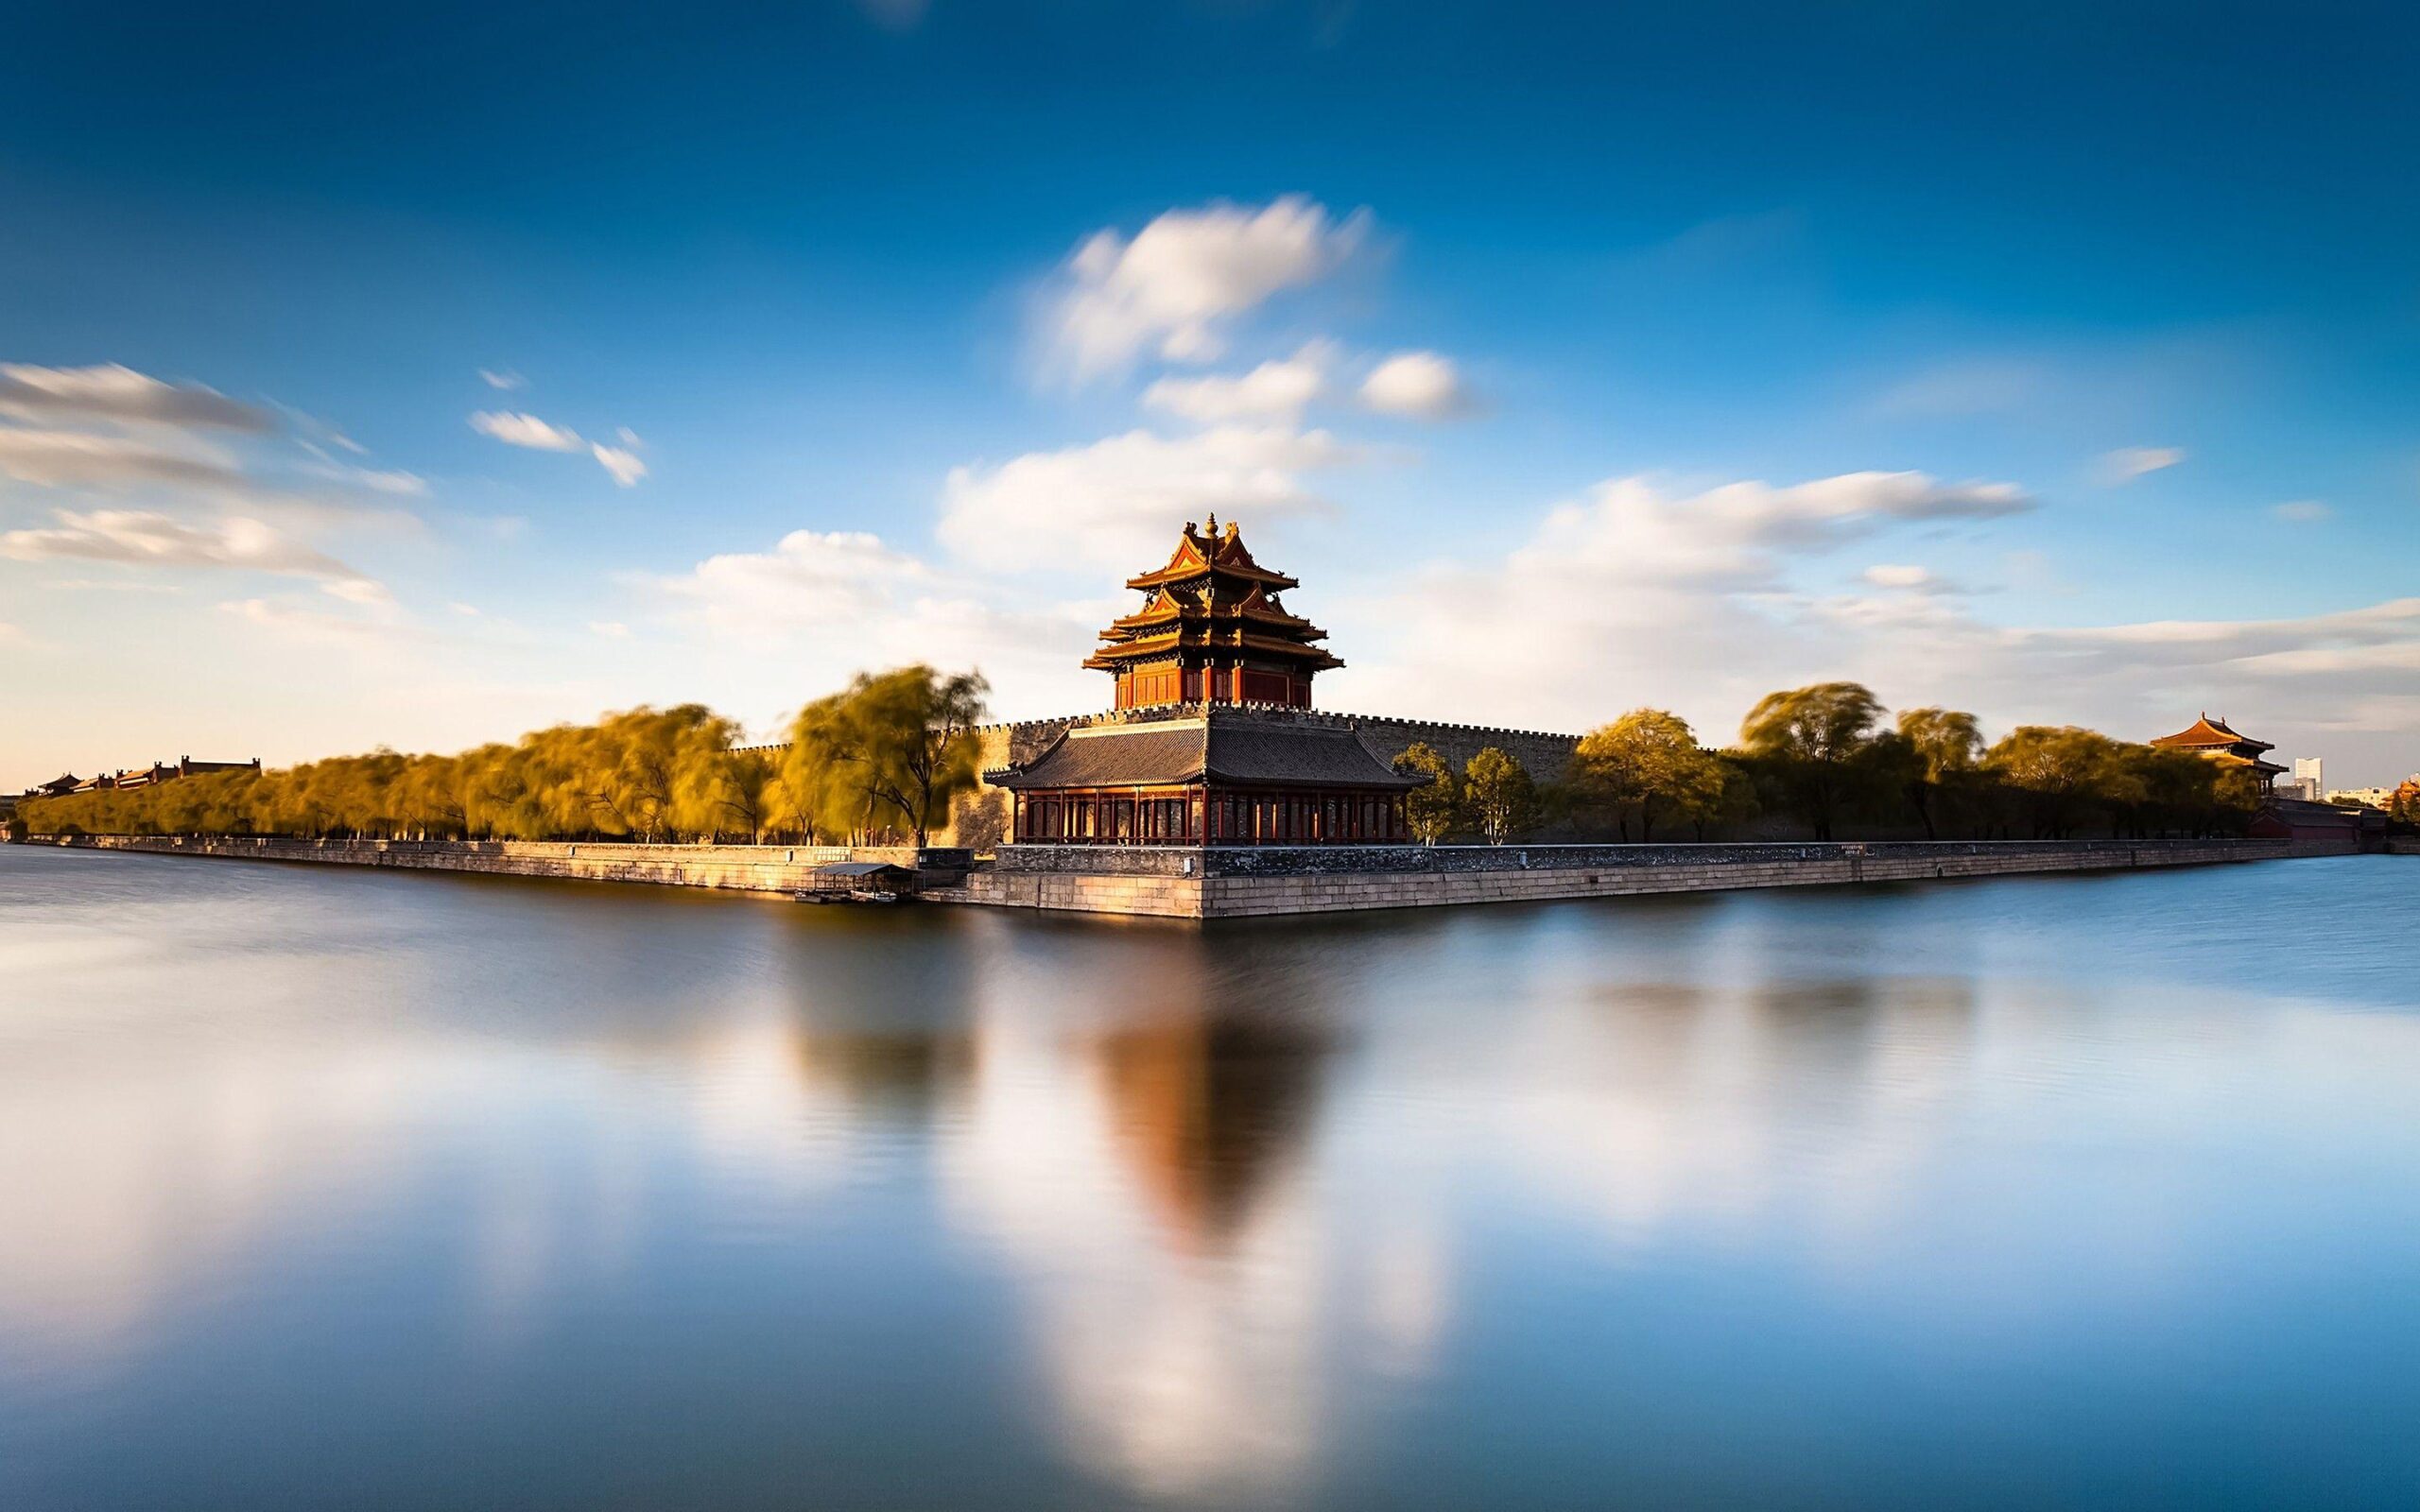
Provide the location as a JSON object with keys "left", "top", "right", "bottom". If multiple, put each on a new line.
{"left": 472, "top": 410, "right": 648, "bottom": 485}
{"left": 1861, "top": 563, "right": 1944, "bottom": 591}
{"left": 477, "top": 368, "right": 527, "bottom": 391}
{"left": 0, "top": 427, "right": 251, "bottom": 491}
{"left": 470, "top": 411, "right": 586, "bottom": 453}
{"left": 1045, "top": 197, "right": 1369, "bottom": 378}
{"left": 1357, "top": 351, "right": 1477, "bottom": 420}
{"left": 2099, "top": 445, "right": 2184, "bottom": 483}
{"left": 2272, "top": 499, "right": 2331, "bottom": 524}
{"left": 0, "top": 507, "right": 371, "bottom": 590}
{"left": 0, "top": 363, "right": 272, "bottom": 433}
{"left": 590, "top": 443, "right": 647, "bottom": 487}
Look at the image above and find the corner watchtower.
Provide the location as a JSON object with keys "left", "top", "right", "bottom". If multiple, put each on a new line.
{"left": 1081, "top": 516, "right": 1343, "bottom": 711}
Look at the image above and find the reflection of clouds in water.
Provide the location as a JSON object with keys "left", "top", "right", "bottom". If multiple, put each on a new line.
{"left": 0, "top": 1040, "right": 417, "bottom": 1376}
{"left": 939, "top": 1011, "right": 1337, "bottom": 1499}
{"left": 1473, "top": 976, "right": 1988, "bottom": 1253}
{"left": 0, "top": 1011, "right": 870, "bottom": 1381}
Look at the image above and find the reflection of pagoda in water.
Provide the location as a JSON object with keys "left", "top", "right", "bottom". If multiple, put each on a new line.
{"left": 1093, "top": 1012, "right": 1328, "bottom": 1251}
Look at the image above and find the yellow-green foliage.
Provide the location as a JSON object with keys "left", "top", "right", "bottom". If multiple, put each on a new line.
{"left": 22, "top": 664, "right": 990, "bottom": 845}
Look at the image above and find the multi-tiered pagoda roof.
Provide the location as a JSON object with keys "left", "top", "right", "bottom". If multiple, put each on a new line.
{"left": 1083, "top": 517, "right": 1342, "bottom": 711}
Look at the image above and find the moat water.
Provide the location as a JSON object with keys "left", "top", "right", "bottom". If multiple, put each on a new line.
{"left": 2, "top": 845, "right": 2414, "bottom": 1510}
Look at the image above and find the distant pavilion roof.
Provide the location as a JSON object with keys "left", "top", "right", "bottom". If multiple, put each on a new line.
{"left": 2152, "top": 713, "right": 2275, "bottom": 753}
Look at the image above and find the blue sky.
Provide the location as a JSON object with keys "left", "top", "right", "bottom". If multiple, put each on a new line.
{"left": 4, "top": 1, "right": 2417, "bottom": 784}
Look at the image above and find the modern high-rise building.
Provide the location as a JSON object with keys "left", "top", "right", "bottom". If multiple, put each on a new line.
{"left": 2287, "top": 756, "right": 2325, "bottom": 801}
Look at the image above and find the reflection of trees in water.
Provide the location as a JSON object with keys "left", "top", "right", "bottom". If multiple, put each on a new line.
{"left": 791, "top": 1026, "right": 977, "bottom": 1122}
{"left": 773, "top": 913, "right": 983, "bottom": 1122}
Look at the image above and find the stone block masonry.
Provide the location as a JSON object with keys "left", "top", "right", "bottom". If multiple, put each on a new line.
{"left": 29, "top": 833, "right": 2366, "bottom": 919}
{"left": 34, "top": 835, "right": 948, "bottom": 895}
{"left": 943, "top": 836, "right": 2357, "bottom": 918}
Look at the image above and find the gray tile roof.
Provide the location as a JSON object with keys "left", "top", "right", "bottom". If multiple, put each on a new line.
{"left": 990, "top": 714, "right": 1423, "bottom": 792}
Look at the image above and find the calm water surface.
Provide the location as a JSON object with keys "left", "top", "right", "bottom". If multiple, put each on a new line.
{"left": 2, "top": 846, "right": 2415, "bottom": 1510}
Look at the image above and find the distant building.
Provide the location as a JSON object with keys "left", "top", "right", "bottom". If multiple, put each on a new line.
{"left": 2150, "top": 713, "right": 2285, "bottom": 788}
{"left": 2252, "top": 798, "right": 2388, "bottom": 848}
{"left": 2326, "top": 786, "right": 2395, "bottom": 811}
{"left": 27, "top": 756, "right": 259, "bottom": 800}
{"left": 2281, "top": 756, "right": 2325, "bottom": 801}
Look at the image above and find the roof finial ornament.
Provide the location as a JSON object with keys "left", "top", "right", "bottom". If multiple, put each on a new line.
{"left": 1204, "top": 510, "right": 1218, "bottom": 537}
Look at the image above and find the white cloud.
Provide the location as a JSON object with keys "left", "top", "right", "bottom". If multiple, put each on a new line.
{"left": 1143, "top": 342, "right": 1333, "bottom": 422}
{"left": 1046, "top": 197, "right": 1369, "bottom": 378}
{"left": 588, "top": 621, "right": 631, "bottom": 640}
{"left": 590, "top": 442, "right": 648, "bottom": 487}
{"left": 1336, "top": 470, "right": 2033, "bottom": 733}
{"left": 646, "top": 527, "right": 1099, "bottom": 710}
{"left": 217, "top": 597, "right": 414, "bottom": 645}
{"left": 0, "top": 427, "right": 251, "bottom": 491}
{"left": 472, "top": 411, "right": 646, "bottom": 485}
{"left": 1357, "top": 351, "right": 1476, "bottom": 420}
{"left": 447, "top": 601, "right": 482, "bottom": 617}
{"left": 0, "top": 508, "right": 368, "bottom": 584}
{"left": 298, "top": 451, "right": 427, "bottom": 496}
{"left": 658, "top": 529, "right": 932, "bottom": 633}
{"left": 1336, "top": 470, "right": 2417, "bottom": 775}
{"left": 0, "top": 363, "right": 271, "bottom": 432}
{"left": 477, "top": 369, "right": 527, "bottom": 391}
{"left": 1861, "top": 563, "right": 1941, "bottom": 591}
{"left": 320, "top": 576, "right": 394, "bottom": 607}
{"left": 940, "top": 425, "right": 1358, "bottom": 572}
{"left": 2100, "top": 446, "right": 2184, "bottom": 483}
{"left": 469, "top": 411, "right": 585, "bottom": 452}
{"left": 2273, "top": 499, "right": 2331, "bottom": 524}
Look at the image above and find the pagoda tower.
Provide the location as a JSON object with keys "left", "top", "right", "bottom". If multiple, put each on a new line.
{"left": 1083, "top": 517, "right": 1343, "bottom": 711}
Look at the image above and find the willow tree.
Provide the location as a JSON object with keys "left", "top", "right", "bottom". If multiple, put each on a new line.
{"left": 1984, "top": 725, "right": 2118, "bottom": 838}
{"left": 717, "top": 747, "right": 779, "bottom": 843}
{"left": 579, "top": 704, "right": 735, "bottom": 841}
{"left": 1572, "top": 709, "right": 1727, "bottom": 842}
{"left": 789, "top": 665, "right": 989, "bottom": 848}
{"left": 1738, "top": 681, "right": 1885, "bottom": 840}
{"left": 1891, "top": 707, "right": 1983, "bottom": 839}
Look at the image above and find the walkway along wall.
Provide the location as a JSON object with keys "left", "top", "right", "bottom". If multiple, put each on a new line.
{"left": 26, "top": 833, "right": 2364, "bottom": 919}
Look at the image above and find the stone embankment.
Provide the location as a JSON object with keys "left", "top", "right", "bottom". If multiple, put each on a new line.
{"left": 35, "top": 834, "right": 955, "bottom": 894}
{"left": 943, "top": 836, "right": 2357, "bottom": 918}
{"left": 27, "top": 833, "right": 2366, "bottom": 919}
